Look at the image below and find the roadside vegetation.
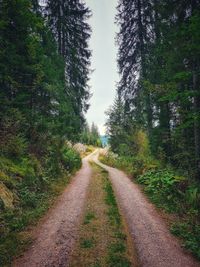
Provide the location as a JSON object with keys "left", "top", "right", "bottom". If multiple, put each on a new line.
{"left": 0, "top": 141, "right": 81, "bottom": 266}
{"left": 100, "top": 142, "right": 200, "bottom": 259}
{"left": 69, "top": 163, "right": 138, "bottom": 267}
{"left": 0, "top": 0, "right": 92, "bottom": 265}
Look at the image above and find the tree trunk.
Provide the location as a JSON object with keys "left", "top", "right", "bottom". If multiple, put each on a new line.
{"left": 58, "top": 0, "right": 62, "bottom": 55}
{"left": 193, "top": 67, "right": 200, "bottom": 178}
{"left": 159, "top": 101, "right": 171, "bottom": 159}
{"left": 137, "top": 0, "right": 153, "bottom": 140}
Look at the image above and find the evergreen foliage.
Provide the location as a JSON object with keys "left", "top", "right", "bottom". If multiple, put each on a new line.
{"left": 0, "top": 0, "right": 91, "bottom": 264}
{"left": 105, "top": 1, "right": 200, "bottom": 257}
{"left": 80, "top": 122, "right": 102, "bottom": 147}
{"left": 107, "top": 0, "right": 200, "bottom": 178}
{"left": 46, "top": 0, "right": 92, "bottom": 130}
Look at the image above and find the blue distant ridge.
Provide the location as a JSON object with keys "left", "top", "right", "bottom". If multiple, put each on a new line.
{"left": 100, "top": 136, "right": 109, "bottom": 147}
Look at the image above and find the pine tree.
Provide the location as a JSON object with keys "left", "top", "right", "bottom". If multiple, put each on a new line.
{"left": 46, "top": 0, "right": 91, "bottom": 130}
{"left": 0, "top": 0, "right": 91, "bottom": 154}
{"left": 116, "top": 0, "right": 154, "bottom": 140}
{"left": 105, "top": 95, "right": 127, "bottom": 153}
{"left": 113, "top": 0, "right": 200, "bottom": 177}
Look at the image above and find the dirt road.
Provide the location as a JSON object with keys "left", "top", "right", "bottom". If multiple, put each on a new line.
{"left": 93, "top": 152, "right": 199, "bottom": 267}
{"left": 13, "top": 150, "right": 200, "bottom": 267}
{"left": 13, "top": 153, "right": 94, "bottom": 267}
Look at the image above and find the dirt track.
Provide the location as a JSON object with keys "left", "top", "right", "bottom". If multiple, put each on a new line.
{"left": 13, "top": 153, "right": 93, "bottom": 267}
{"left": 13, "top": 151, "right": 200, "bottom": 267}
{"left": 94, "top": 152, "right": 200, "bottom": 267}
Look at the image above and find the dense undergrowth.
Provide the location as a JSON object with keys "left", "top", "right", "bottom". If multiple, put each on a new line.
{"left": 0, "top": 141, "right": 81, "bottom": 266}
{"left": 100, "top": 150, "right": 200, "bottom": 259}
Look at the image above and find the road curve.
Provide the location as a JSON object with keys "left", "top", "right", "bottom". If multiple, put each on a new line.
{"left": 93, "top": 151, "right": 200, "bottom": 267}
{"left": 13, "top": 152, "right": 94, "bottom": 267}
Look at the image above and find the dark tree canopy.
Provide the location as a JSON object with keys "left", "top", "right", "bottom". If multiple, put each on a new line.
{"left": 107, "top": 0, "right": 200, "bottom": 178}
{"left": 46, "top": 0, "right": 92, "bottom": 129}
{"left": 0, "top": 0, "right": 92, "bottom": 153}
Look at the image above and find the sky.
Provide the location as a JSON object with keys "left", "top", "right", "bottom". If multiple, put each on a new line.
{"left": 85, "top": 0, "right": 119, "bottom": 135}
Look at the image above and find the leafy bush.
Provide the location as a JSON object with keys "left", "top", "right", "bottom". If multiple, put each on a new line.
{"left": 185, "top": 185, "right": 200, "bottom": 209}
{"left": 137, "top": 169, "right": 200, "bottom": 258}
{"left": 19, "top": 187, "right": 41, "bottom": 208}
{"left": 137, "top": 169, "right": 186, "bottom": 211}
{"left": 171, "top": 222, "right": 200, "bottom": 259}
{"left": 0, "top": 109, "right": 27, "bottom": 158}
{"left": 100, "top": 150, "right": 158, "bottom": 177}
{"left": 118, "top": 143, "right": 130, "bottom": 156}
{"left": 61, "top": 145, "right": 81, "bottom": 172}
{"left": 3, "top": 134, "right": 27, "bottom": 158}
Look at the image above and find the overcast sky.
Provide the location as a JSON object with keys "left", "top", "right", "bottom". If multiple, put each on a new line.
{"left": 85, "top": 0, "right": 119, "bottom": 135}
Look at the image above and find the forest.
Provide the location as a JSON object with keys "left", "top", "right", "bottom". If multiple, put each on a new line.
{"left": 0, "top": 0, "right": 200, "bottom": 266}
{"left": 0, "top": 0, "right": 100, "bottom": 264}
{"left": 104, "top": 0, "right": 200, "bottom": 260}
{"left": 107, "top": 0, "right": 200, "bottom": 178}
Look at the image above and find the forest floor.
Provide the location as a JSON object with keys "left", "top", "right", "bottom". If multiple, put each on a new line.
{"left": 12, "top": 150, "right": 200, "bottom": 267}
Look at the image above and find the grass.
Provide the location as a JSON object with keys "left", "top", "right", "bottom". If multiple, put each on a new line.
{"left": 80, "top": 238, "right": 95, "bottom": 248}
{"left": 84, "top": 211, "right": 96, "bottom": 225}
{"left": 69, "top": 162, "right": 136, "bottom": 267}
{"left": 102, "top": 167, "right": 132, "bottom": 267}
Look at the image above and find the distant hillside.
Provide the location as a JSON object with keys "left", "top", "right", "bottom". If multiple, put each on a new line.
{"left": 100, "top": 136, "right": 109, "bottom": 147}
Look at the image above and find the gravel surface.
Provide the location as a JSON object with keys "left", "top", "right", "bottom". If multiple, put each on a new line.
{"left": 94, "top": 152, "right": 200, "bottom": 267}
{"left": 12, "top": 150, "right": 200, "bottom": 267}
{"left": 13, "top": 153, "right": 94, "bottom": 267}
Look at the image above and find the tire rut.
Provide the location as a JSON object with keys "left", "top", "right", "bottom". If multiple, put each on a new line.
{"left": 94, "top": 152, "right": 200, "bottom": 267}
{"left": 13, "top": 153, "right": 94, "bottom": 267}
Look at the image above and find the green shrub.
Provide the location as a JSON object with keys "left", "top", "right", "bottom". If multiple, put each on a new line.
{"left": 0, "top": 170, "right": 15, "bottom": 189}
{"left": 171, "top": 222, "right": 200, "bottom": 259}
{"left": 100, "top": 151, "right": 158, "bottom": 177}
{"left": 135, "top": 130, "right": 150, "bottom": 158}
{"left": 61, "top": 145, "right": 81, "bottom": 172}
{"left": 185, "top": 185, "right": 200, "bottom": 208}
{"left": 0, "top": 109, "right": 27, "bottom": 158}
{"left": 19, "top": 187, "right": 40, "bottom": 208}
{"left": 137, "top": 169, "right": 186, "bottom": 211}
{"left": 118, "top": 143, "right": 130, "bottom": 156}
{"left": 4, "top": 134, "right": 27, "bottom": 158}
